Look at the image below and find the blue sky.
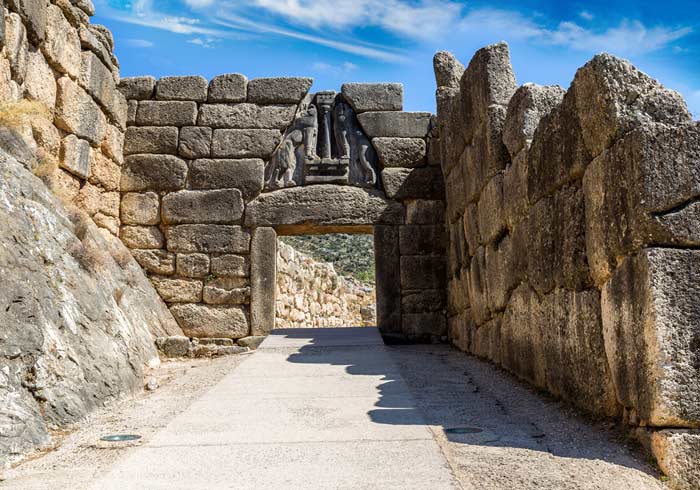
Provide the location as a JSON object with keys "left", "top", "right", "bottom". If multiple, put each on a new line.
{"left": 94, "top": 0, "right": 700, "bottom": 117}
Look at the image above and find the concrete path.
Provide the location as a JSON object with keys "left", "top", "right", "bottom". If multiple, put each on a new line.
{"left": 89, "top": 327, "right": 461, "bottom": 490}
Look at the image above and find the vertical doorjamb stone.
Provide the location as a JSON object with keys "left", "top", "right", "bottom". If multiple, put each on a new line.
{"left": 374, "top": 225, "right": 402, "bottom": 340}
{"left": 251, "top": 227, "right": 277, "bottom": 335}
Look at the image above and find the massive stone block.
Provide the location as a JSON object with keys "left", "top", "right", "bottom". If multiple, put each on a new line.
{"left": 467, "top": 247, "right": 490, "bottom": 326}
{"left": 381, "top": 167, "right": 445, "bottom": 201}
{"left": 211, "top": 129, "right": 281, "bottom": 159}
{"left": 136, "top": 101, "right": 197, "bottom": 127}
{"left": 402, "top": 289, "right": 446, "bottom": 314}
{"left": 400, "top": 255, "right": 446, "bottom": 291}
{"left": 25, "top": 49, "right": 56, "bottom": 108}
{"left": 161, "top": 189, "right": 244, "bottom": 225}
{"left": 358, "top": 112, "right": 431, "bottom": 138}
{"left": 250, "top": 227, "right": 277, "bottom": 335}
{"left": 211, "top": 254, "right": 249, "bottom": 278}
{"left": 124, "top": 126, "right": 178, "bottom": 155}
{"left": 477, "top": 173, "right": 506, "bottom": 245}
{"left": 6, "top": 13, "right": 28, "bottom": 84}
{"left": 119, "top": 76, "right": 155, "bottom": 100}
{"left": 176, "top": 253, "right": 210, "bottom": 279}
{"left": 188, "top": 158, "right": 264, "bottom": 200}
{"left": 169, "top": 303, "right": 249, "bottom": 339}
{"left": 208, "top": 73, "right": 247, "bottom": 103}
{"left": 341, "top": 83, "right": 403, "bottom": 113}
{"left": 373, "top": 137, "right": 426, "bottom": 168}
{"left": 245, "top": 185, "right": 405, "bottom": 232}
{"left": 399, "top": 225, "right": 445, "bottom": 256}
{"left": 406, "top": 199, "right": 445, "bottom": 225}
{"left": 121, "top": 192, "right": 160, "bottom": 226}
{"left": 59, "top": 134, "right": 90, "bottom": 179}
{"left": 402, "top": 312, "right": 447, "bottom": 340}
{"left": 602, "top": 248, "right": 700, "bottom": 428}
{"left": 584, "top": 122, "right": 700, "bottom": 286}
{"left": 247, "top": 77, "right": 312, "bottom": 104}
{"left": 131, "top": 249, "right": 175, "bottom": 276}
{"left": 10, "top": 0, "right": 48, "bottom": 44}
{"left": 647, "top": 429, "right": 700, "bottom": 490}
{"left": 433, "top": 51, "right": 464, "bottom": 90}
{"left": 156, "top": 75, "right": 208, "bottom": 102}
{"left": 503, "top": 83, "right": 565, "bottom": 158}
{"left": 44, "top": 5, "right": 80, "bottom": 78}
{"left": 55, "top": 77, "right": 106, "bottom": 145}
{"left": 151, "top": 277, "right": 203, "bottom": 303}
{"left": 198, "top": 104, "right": 297, "bottom": 130}
{"left": 165, "top": 225, "right": 251, "bottom": 254}
{"left": 178, "top": 126, "right": 212, "bottom": 159}
{"left": 121, "top": 154, "right": 187, "bottom": 192}
{"left": 120, "top": 226, "right": 164, "bottom": 249}
{"left": 374, "top": 225, "right": 402, "bottom": 336}
{"left": 79, "top": 51, "right": 115, "bottom": 112}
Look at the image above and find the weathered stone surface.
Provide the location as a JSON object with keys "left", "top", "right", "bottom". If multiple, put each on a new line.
{"left": 477, "top": 173, "right": 506, "bottom": 245}
{"left": 211, "top": 254, "right": 249, "bottom": 277}
{"left": 373, "top": 137, "right": 426, "bottom": 168}
{"left": 374, "top": 226, "right": 401, "bottom": 336}
{"left": 178, "top": 126, "right": 212, "bottom": 159}
{"left": 121, "top": 154, "right": 187, "bottom": 192}
{"left": 602, "top": 248, "right": 700, "bottom": 428}
{"left": 433, "top": 51, "right": 464, "bottom": 89}
{"left": 155, "top": 336, "right": 190, "bottom": 358}
{"left": 648, "top": 429, "right": 700, "bottom": 490}
{"left": 119, "top": 76, "right": 155, "bottom": 100}
{"left": 341, "top": 83, "right": 403, "bottom": 113}
{"left": 203, "top": 278, "right": 250, "bottom": 305}
{"left": 447, "top": 221, "right": 468, "bottom": 279}
{"left": 449, "top": 309, "right": 474, "bottom": 353}
{"left": 502, "top": 151, "right": 528, "bottom": 229}
{"left": 245, "top": 185, "right": 405, "bottom": 230}
{"left": 127, "top": 100, "right": 137, "bottom": 125}
{"left": 74, "top": 182, "right": 101, "bottom": 216}
{"left": 247, "top": 77, "right": 312, "bottom": 104}
{"left": 136, "top": 101, "right": 197, "bottom": 127}
{"left": 358, "top": 111, "right": 431, "bottom": 138}
{"left": 467, "top": 247, "right": 490, "bottom": 326}
{"left": 472, "top": 315, "right": 502, "bottom": 363}
{"left": 503, "top": 83, "right": 565, "bottom": 158}
{"left": 0, "top": 148, "right": 180, "bottom": 464}
{"left": 151, "top": 277, "right": 203, "bottom": 303}
{"left": 250, "top": 227, "right": 277, "bottom": 335}
{"left": 101, "top": 125, "right": 124, "bottom": 165}
{"left": 211, "top": 129, "right": 281, "bottom": 159}
{"left": 55, "top": 77, "right": 107, "bottom": 145}
{"left": 402, "top": 312, "right": 447, "bottom": 340}
{"left": 400, "top": 255, "right": 446, "bottom": 290}
{"left": 237, "top": 336, "right": 266, "bottom": 349}
{"left": 189, "top": 158, "right": 264, "bottom": 200}
{"left": 161, "top": 189, "right": 244, "bottom": 225}
{"left": 131, "top": 249, "right": 175, "bottom": 275}
{"left": 124, "top": 126, "right": 178, "bottom": 155}
{"left": 5, "top": 13, "right": 28, "bottom": 84}
{"left": 402, "top": 289, "right": 446, "bottom": 314}
{"left": 462, "top": 202, "right": 480, "bottom": 257}
{"left": 10, "top": 0, "right": 48, "bottom": 44}
{"left": 59, "top": 135, "right": 90, "bottom": 179}
{"left": 406, "top": 199, "right": 445, "bottom": 225}
{"left": 71, "top": 0, "right": 95, "bottom": 16}
{"left": 43, "top": 5, "right": 81, "bottom": 78}
{"left": 120, "top": 226, "right": 164, "bottom": 249}
{"left": 24, "top": 49, "right": 56, "bottom": 107}
{"left": 165, "top": 225, "right": 251, "bottom": 254}
{"left": 176, "top": 253, "right": 210, "bottom": 278}
{"left": 198, "top": 104, "right": 296, "bottom": 130}
{"left": 79, "top": 51, "right": 115, "bottom": 111}
{"left": 208, "top": 73, "right": 247, "bottom": 103}
{"left": 78, "top": 24, "right": 113, "bottom": 72}
{"left": 381, "top": 167, "right": 444, "bottom": 200}
{"left": 169, "top": 304, "right": 249, "bottom": 339}
{"left": 87, "top": 150, "right": 119, "bottom": 191}
{"left": 570, "top": 54, "right": 691, "bottom": 158}
{"left": 156, "top": 76, "right": 208, "bottom": 102}
{"left": 399, "top": 225, "right": 445, "bottom": 255}
{"left": 121, "top": 192, "right": 160, "bottom": 226}
{"left": 584, "top": 122, "right": 700, "bottom": 286}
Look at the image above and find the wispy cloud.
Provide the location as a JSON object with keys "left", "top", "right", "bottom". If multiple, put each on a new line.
{"left": 579, "top": 11, "right": 594, "bottom": 21}
{"left": 188, "top": 37, "right": 218, "bottom": 48}
{"left": 312, "top": 61, "right": 359, "bottom": 76}
{"left": 125, "top": 38, "right": 154, "bottom": 48}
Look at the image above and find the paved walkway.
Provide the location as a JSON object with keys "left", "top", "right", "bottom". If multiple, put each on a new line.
{"left": 91, "top": 328, "right": 461, "bottom": 490}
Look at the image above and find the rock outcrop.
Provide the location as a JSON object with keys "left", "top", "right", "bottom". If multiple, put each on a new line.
{"left": 0, "top": 138, "right": 181, "bottom": 467}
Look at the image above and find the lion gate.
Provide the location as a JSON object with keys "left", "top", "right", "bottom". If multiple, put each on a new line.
{"left": 118, "top": 76, "right": 447, "bottom": 343}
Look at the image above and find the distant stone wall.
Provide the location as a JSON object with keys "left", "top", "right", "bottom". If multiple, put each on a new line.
{"left": 118, "top": 76, "right": 447, "bottom": 342}
{"left": 0, "top": 0, "right": 127, "bottom": 236}
{"left": 276, "top": 241, "right": 376, "bottom": 328}
{"left": 437, "top": 42, "right": 699, "bottom": 488}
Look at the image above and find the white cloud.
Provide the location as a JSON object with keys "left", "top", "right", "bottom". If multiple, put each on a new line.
{"left": 579, "top": 11, "right": 594, "bottom": 21}
{"left": 125, "top": 38, "right": 154, "bottom": 48}
{"left": 184, "top": 0, "right": 214, "bottom": 7}
{"left": 312, "top": 61, "right": 359, "bottom": 76}
{"left": 188, "top": 37, "right": 218, "bottom": 48}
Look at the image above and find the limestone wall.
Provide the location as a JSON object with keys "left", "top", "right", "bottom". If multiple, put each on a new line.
{"left": 437, "top": 43, "right": 699, "bottom": 488}
{"left": 119, "top": 76, "right": 447, "bottom": 342}
{"left": 276, "top": 241, "right": 376, "bottom": 328}
{"left": 0, "top": 0, "right": 126, "bottom": 236}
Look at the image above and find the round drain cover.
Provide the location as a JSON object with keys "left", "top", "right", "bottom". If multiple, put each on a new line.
{"left": 444, "top": 427, "right": 483, "bottom": 435}
{"left": 100, "top": 434, "right": 142, "bottom": 442}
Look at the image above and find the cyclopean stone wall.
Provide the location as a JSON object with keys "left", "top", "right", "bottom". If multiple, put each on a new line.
{"left": 276, "top": 241, "right": 376, "bottom": 328}
{"left": 0, "top": 0, "right": 127, "bottom": 236}
{"left": 118, "top": 76, "right": 447, "bottom": 342}
{"left": 436, "top": 42, "right": 699, "bottom": 488}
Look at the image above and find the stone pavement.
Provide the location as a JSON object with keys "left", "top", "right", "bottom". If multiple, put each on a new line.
{"left": 90, "top": 327, "right": 461, "bottom": 490}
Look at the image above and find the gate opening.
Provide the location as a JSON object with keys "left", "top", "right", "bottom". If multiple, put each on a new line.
{"left": 276, "top": 233, "right": 376, "bottom": 328}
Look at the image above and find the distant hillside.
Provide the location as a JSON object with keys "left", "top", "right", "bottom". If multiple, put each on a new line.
{"left": 280, "top": 234, "right": 375, "bottom": 283}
